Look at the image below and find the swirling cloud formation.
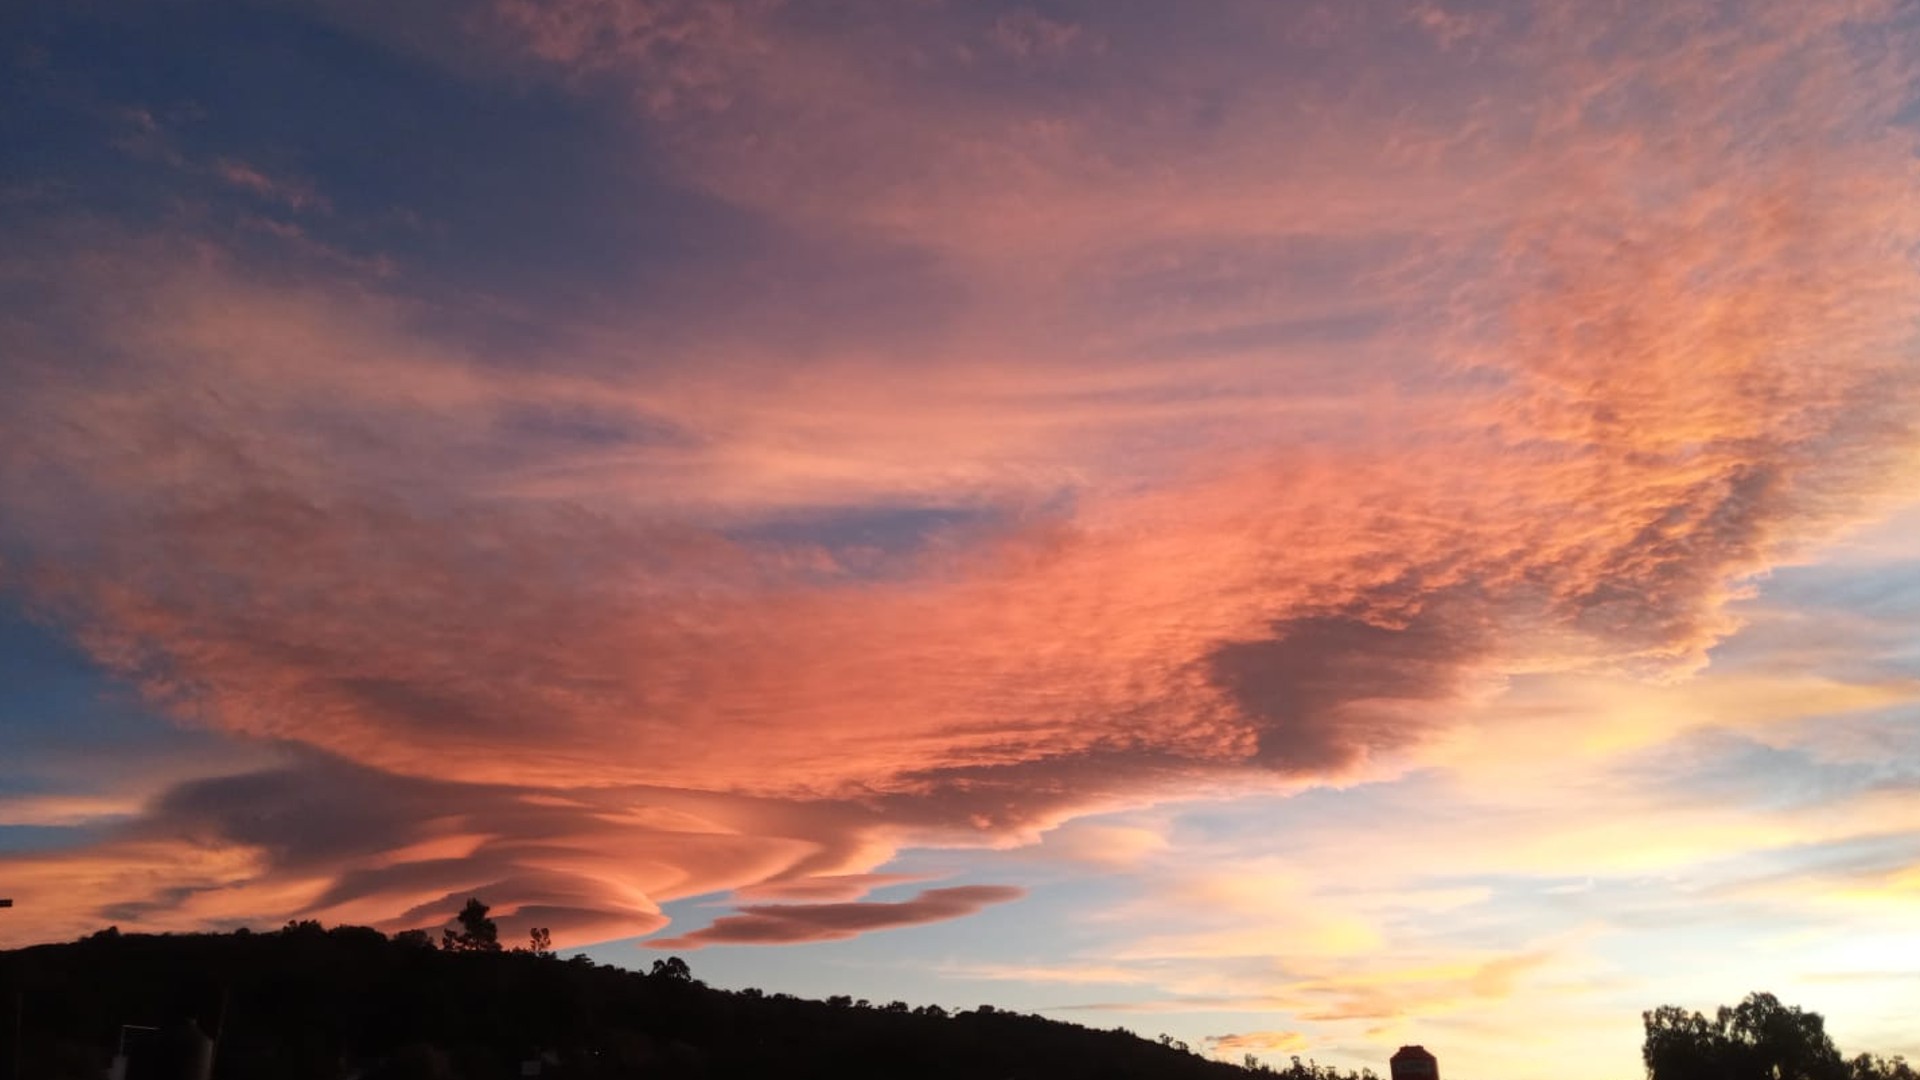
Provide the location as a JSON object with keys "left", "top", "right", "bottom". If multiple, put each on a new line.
{"left": 0, "top": 0, "right": 1916, "bottom": 963}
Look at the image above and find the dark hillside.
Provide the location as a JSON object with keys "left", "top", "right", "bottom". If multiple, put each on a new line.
{"left": 0, "top": 923, "right": 1331, "bottom": 1080}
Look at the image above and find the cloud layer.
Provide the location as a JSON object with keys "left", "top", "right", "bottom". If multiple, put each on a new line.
{"left": 1, "top": 6, "right": 1918, "bottom": 1060}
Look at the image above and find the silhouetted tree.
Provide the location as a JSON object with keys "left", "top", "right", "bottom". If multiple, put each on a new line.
{"left": 649, "top": 955, "right": 692, "bottom": 981}
{"left": 441, "top": 898, "right": 500, "bottom": 953}
{"left": 526, "top": 927, "right": 553, "bottom": 957}
{"left": 1853, "top": 1055, "right": 1919, "bottom": 1080}
{"left": 1269, "top": 1056, "right": 1377, "bottom": 1080}
{"left": 1645, "top": 993, "right": 1848, "bottom": 1080}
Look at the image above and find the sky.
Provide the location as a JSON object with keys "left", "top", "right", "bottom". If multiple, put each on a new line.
{"left": 2, "top": 0, "right": 1919, "bottom": 1076}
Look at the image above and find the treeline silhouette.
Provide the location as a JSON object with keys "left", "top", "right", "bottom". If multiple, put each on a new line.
{"left": 0, "top": 909, "right": 1371, "bottom": 1080}
{"left": 9, "top": 910, "right": 1904, "bottom": 1080}
{"left": 1643, "top": 992, "right": 1913, "bottom": 1080}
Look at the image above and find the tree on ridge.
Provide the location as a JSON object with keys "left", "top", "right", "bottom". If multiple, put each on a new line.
{"left": 441, "top": 897, "right": 501, "bottom": 953}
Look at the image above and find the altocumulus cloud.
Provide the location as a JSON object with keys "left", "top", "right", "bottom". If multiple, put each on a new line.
{"left": 0, "top": 0, "right": 1916, "bottom": 960}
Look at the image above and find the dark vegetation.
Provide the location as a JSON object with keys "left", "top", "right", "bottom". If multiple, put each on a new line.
{"left": 3, "top": 908, "right": 1906, "bottom": 1080}
{"left": 1643, "top": 993, "right": 1913, "bottom": 1080}
{"left": 0, "top": 906, "right": 1367, "bottom": 1080}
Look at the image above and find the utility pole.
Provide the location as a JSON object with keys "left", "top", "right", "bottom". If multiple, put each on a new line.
{"left": 2, "top": 898, "right": 17, "bottom": 1080}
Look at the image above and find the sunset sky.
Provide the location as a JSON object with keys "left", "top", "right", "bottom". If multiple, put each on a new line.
{"left": 4, "top": 1, "right": 1920, "bottom": 1075}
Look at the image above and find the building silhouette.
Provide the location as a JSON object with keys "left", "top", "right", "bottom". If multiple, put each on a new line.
{"left": 110, "top": 1019, "right": 212, "bottom": 1080}
{"left": 1391, "top": 1045, "right": 1439, "bottom": 1080}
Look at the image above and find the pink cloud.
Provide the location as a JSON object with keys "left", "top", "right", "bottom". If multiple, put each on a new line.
{"left": 2, "top": 0, "right": 1918, "bottom": 955}
{"left": 646, "top": 885, "right": 1027, "bottom": 949}
{"left": 989, "top": 11, "right": 1093, "bottom": 61}
{"left": 213, "top": 159, "right": 329, "bottom": 213}
{"left": 488, "top": 0, "right": 774, "bottom": 114}
{"left": 731, "top": 873, "right": 933, "bottom": 903}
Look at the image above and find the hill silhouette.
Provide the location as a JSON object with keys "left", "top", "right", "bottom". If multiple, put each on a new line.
{"left": 0, "top": 919, "right": 1359, "bottom": 1080}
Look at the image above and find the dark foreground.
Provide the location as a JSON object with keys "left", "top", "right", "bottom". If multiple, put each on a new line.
{"left": 0, "top": 923, "right": 1327, "bottom": 1080}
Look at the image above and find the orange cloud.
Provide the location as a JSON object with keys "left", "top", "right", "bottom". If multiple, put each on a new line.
{"left": 645, "top": 885, "right": 1027, "bottom": 949}
{"left": 1206, "top": 1030, "right": 1311, "bottom": 1059}
{"left": 2, "top": 0, "right": 1918, "bottom": 959}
